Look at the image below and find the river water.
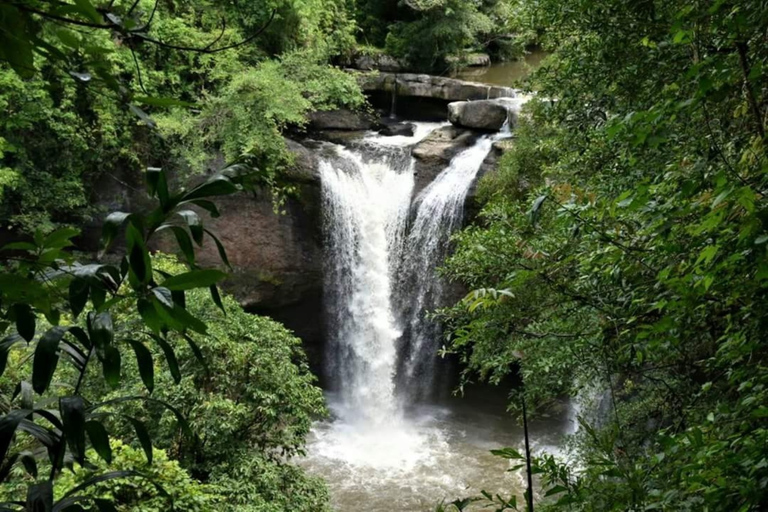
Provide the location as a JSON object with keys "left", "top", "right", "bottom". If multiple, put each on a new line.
{"left": 455, "top": 49, "right": 548, "bottom": 87}
{"left": 300, "top": 117, "right": 572, "bottom": 511}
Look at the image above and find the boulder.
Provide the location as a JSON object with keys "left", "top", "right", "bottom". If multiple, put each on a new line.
{"left": 448, "top": 100, "right": 510, "bottom": 131}
{"left": 411, "top": 125, "right": 478, "bottom": 194}
{"left": 379, "top": 122, "right": 416, "bottom": 137}
{"left": 354, "top": 53, "right": 406, "bottom": 72}
{"left": 355, "top": 71, "right": 518, "bottom": 102}
{"left": 448, "top": 98, "right": 529, "bottom": 131}
{"left": 308, "top": 109, "right": 377, "bottom": 131}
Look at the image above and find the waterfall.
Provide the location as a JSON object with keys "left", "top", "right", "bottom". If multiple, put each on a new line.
{"left": 320, "top": 118, "right": 513, "bottom": 421}
{"left": 320, "top": 143, "right": 415, "bottom": 425}
{"left": 398, "top": 123, "right": 512, "bottom": 400}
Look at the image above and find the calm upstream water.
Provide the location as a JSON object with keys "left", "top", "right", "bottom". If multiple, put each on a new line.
{"left": 455, "top": 49, "right": 548, "bottom": 86}
{"left": 299, "top": 113, "right": 572, "bottom": 511}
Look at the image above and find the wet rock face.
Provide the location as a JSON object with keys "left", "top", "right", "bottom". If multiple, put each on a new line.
{"left": 411, "top": 125, "right": 478, "bottom": 195}
{"left": 379, "top": 122, "right": 416, "bottom": 137}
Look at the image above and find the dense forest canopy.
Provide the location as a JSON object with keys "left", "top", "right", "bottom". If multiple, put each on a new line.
{"left": 1, "top": 0, "right": 767, "bottom": 510}
{"left": 441, "top": 0, "right": 768, "bottom": 510}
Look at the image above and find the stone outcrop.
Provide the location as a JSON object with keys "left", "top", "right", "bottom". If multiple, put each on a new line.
{"left": 448, "top": 97, "right": 527, "bottom": 131}
{"left": 448, "top": 100, "right": 509, "bottom": 131}
{"left": 355, "top": 71, "right": 518, "bottom": 102}
{"left": 308, "top": 109, "right": 378, "bottom": 131}
{"left": 411, "top": 125, "right": 478, "bottom": 194}
{"left": 353, "top": 53, "right": 406, "bottom": 72}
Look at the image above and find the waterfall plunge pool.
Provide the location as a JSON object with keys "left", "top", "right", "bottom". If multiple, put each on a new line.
{"left": 298, "top": 390, "right": 576, "bottom": 511}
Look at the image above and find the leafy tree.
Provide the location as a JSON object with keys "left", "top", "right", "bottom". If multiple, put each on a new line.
{"left": 441, "top": 0, "right": 768, "bottom": 510}
{"left": 0, "top": 163, "right": 255, "bottom": 510}
{"left": 0, "top": 0, "right": 363, "bottom": 230}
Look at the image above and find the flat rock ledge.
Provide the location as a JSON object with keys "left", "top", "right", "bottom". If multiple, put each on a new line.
{"left": 354, "top": 71, "right": 519, "bottom": 102}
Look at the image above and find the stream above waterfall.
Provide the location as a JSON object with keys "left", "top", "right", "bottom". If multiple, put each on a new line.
{"left": 299, "top": 118, "right": 574, "bottom": 511}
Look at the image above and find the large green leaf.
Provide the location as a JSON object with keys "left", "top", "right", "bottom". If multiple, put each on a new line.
{"left": 32, "top": 327, "right": 67, "bottom": 394}
{"left": 125, "top": 417, "right": 153, "bottom": 465}
{"left": 85, "top": 421, "right": 112, "bottom": 464}
{"left": 59, "top": 397, "right": 86, "bottom": 464}
{"left": 0, "top": 334, "right": 24, "bottom": 377}
{"left": 127, "top": 339, "right": 154, "bottom": 393}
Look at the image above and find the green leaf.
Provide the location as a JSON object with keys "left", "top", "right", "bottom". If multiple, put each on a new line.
{"left": 186, "top": 199, "right": 220, "bottom": 218}
{"left": 0, "top": 334, "right": 24, "bottom": 377}
{"left": 181, "top": 175, "right": 238, "bottom": 202}
{"left": 169, "top": 226, "right": 196, "bottom": 266}
{"left": 210, "top": 285, "right": 225, "bottom": 313}
{"left": 0, "top": 410, "right": 30, "bottom": 463}
{"left": 26, "top": 481, "right": 53, "bottom": 512}
{"left": 146, "top": 167, "right": 169, "bottom": 207}
{"left": 127, "top": 339, "right": 154, "bottom": 393}
{"left": 126, "top": 417, "right": 153, "bottom": 465}
{"left": 43, "top": 227, "right": 79, "bottom": 249}
{"left": 183, "top": 334, "right": 208, "bottom": 373}
{"left": 59, "top": 396, "right": 86, "bottom": 464}
{"left": 102, "top": 345, "right": 121, "bottom": 389}
{"left": 1, "top": 241, "right": 37, "bottom": 251}
{"left": 73, "top": 0, "right": 102, "bottom": 23}
{"left": 87, "top": 312, "right": 114, "bottom": 354}
{"left": 129, "top": 104, "right": 157, "bottom": 128}
{"left": 137, "top": 298, "right": 163, "bottom": 334}
{"left": 126, "top": 223, "right": 152, "bottom": 285}
{"left": 528, "top": 195, "right": 547, "bottom": 226}
{"left": 68, "top": 279, "right": 89, "bottom": 319}
{"left": 85, "top": 420, "right": 112, "bottom": 464}
{"left": 11, "top": 303, "right": 36, "bottom": 342}
{"left": 149, "top": 334, "right": 181, "bottom": 383}
{"left": 33, "top": 327, "right": 67, "bottom": 394}
{"left": 20, "top": 450, "right": 37, "bottom": 478}
{"left": 545, "top": 485, "right": 568, "bottom": 496}
{"left": 490, "top": 447, "right": 524, "bottom": 459}
{"left": 204, "top": 228, "right": 231, "bottom": 268}
{"left": 161, "top": 270, "right": 227, "bottom": 291}
{"left": 151, "top": 287, "right": 174, "bottom": 308}
{"left": 177, "top": 210, "right": 203, "bottom": 245}
{"left": 101, "top": 212, "right": 130, "bottom": 252}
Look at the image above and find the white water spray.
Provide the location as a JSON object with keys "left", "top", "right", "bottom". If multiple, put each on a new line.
{"left": 320, "top": 145, "right": 414, "bottom": 425}
{"left": 399, "top": 121, "right": 514, "bottom": 399}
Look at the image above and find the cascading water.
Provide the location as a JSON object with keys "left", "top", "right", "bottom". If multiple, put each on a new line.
{"left": 399, "top": 124, "right": 513, "bottom": 401}
{"left": 300, "top": 111, "right": 575, "bottom": 511}
{"left": 320, "top": 144, "right": 414, "bottom": 424}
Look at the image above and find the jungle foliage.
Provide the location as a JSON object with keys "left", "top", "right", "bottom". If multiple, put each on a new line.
{"left": 0, "top": 167, "right": 328, "bottom": 510}
{"left": 0, "top": 0, "right": 363, "bottom": 232}
{"left": 441, "top": 0, "right": 768, "bottom": 510}
{"left": 354, "top": 0, "right": 535, "bottom": 71}
{"left": 1, "top": 1, "right": 341, "bottom": 510}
